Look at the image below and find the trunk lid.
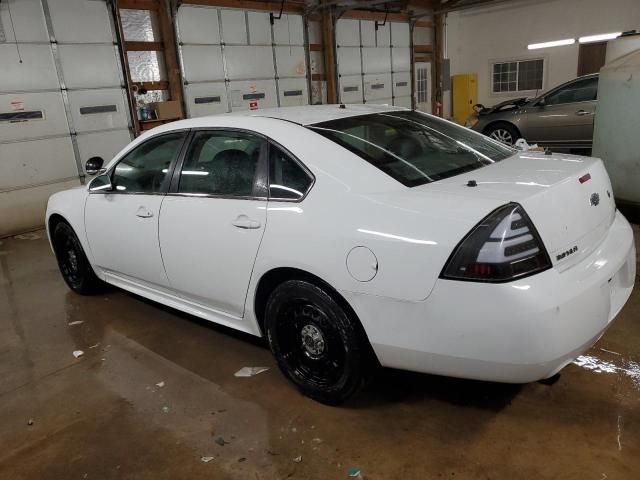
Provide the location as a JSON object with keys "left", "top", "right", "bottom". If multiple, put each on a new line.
{"left": 420, "top": 152, "right": 616, "bottom": 271}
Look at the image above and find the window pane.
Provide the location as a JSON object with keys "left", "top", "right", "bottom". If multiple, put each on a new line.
{"left": 544, "top": 77, "right": 598, "bottom": 105}
{"left": 269, "top": 145, "right": 312, "bottom": 200}
{"left": 112, "top": 132, "right": 186, "bottom": 193}
{"left": 178, "top": 131, "right": 262, "bottom": 196}
{"left": 517, "top": 59, "right": 543, "bottom": 91}
{"left": 310, "top": 112, "right": 513, "bottom": 188}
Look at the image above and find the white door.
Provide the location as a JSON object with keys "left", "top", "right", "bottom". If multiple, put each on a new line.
{"left": 415, "top": 61, "right": 432, "bottom": 113}
{"left": 159, "top": 130, "right": 267, "bottom": 318}
{"left": 85, "top": 131, "right": 187, "bottom": 287}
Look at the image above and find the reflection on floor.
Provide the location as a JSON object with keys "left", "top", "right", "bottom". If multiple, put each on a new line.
{"left": 0, "top": 226, "right": 639, "bottom": 480}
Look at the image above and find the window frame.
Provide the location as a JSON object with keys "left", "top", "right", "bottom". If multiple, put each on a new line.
{"left": 490, "top": 58, "right": 545, "bottom": 95}
{"left": 88, "top": 130, "right": 190, "bottom": 196}
{"left": 266, "top": 142, "right": 315, "bottom": 203}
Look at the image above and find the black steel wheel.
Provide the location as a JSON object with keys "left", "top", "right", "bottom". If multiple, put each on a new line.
{"left": 265, "top": 279, "right": 372, "bottom": 405}
{"left": 52, "top": 222, "right": 103, "bottom": 295}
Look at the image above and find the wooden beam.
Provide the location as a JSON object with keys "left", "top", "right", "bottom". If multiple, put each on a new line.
{"left": 413, "top": 44, "right": 433, "bottom": 53}
{"left": 156, "top": 0, "right": 184, "bottom": 117}
{"left": 114, "top": 3, "right": 141, "bottom": 135}
{"left": 311, "top": 73, "right": 326, "bottom": 81}
{"left": 124, "top": 41, "right": 163, "bottom": 51}
{"left": 321, "top": 2, "right": 337, "bottom": 104}
{"left": 309, "top": 43, "right": 323, "bottom": 52}
{"left": 136, "top": 80, "right": 170, "bottom": 91}
{"left": 415, "top": 19, "right": 433, "bottom": 28}
{"left": 181, "top": 0, "right": 304, "bottom": 12}
{"left": 433, "top": 12, "right": 444, "bottom": 116}
{"left": 341, "top": 10, "right": 409, "bottom": 22}
{"left": 118, "top": 0, "right": 159, "bottom": 10}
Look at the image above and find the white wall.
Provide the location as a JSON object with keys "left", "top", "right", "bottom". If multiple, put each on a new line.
{"left": 445, "top": 0, "right": 640, "bottom": 114}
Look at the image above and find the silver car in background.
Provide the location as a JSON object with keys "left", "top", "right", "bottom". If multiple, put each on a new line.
{"left": 467, "top": 74, "right": 599, "bottom": 152}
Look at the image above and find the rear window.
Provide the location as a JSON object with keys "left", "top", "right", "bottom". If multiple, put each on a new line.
{"left": 309, "top": 111, "right": 514, "bottom": 187}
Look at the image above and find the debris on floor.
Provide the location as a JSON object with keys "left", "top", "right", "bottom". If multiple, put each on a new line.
{"left": 89, "top": 343, "right": 100, "bottom": 349}
{"left": 293, "top": 455, "right": 302, "bottom": 463}
{"left": 200, "top": 456, "right": 214, "bottom": 463}
{"left": 68, "top": 320, "right": 84, "bottom": 326}
{"left": 27, "top": 419, "right": 34, "bottom": 426}
{"left": 347, "top": 467, "right": 362, "bottom": 477}
{"left": 234, "top": 367, "right": 269, "bottom": 377}
{"left": 155, "top": 381, "right": 165, "bottom": 388}
{"left": 215, "top": 436, "right": 228, "bottom": 446}
{"left": 238, "top": 457, "right": 246, "bottom": 463}
{"left": 162, "top": 406, "right": 170, "bottom": 414}
{"left": 72, "top": 350, "right": 84, "bottom": 358}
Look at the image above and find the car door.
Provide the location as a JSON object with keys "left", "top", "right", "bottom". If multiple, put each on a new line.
{"left": 85, "top": 131, "right": 188, "bottom": 288}
{"left": 159, "top": 129, "right": 268, "bottom": 318}
{"left": 523, "top": 76, "right": 598, "bottom": 148}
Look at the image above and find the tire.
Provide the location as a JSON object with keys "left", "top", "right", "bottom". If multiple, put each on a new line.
{"left": 264, "top": 280, "right": 372, "bottom": 405}
{"left": 52, "top": 222, "right": 103, "bottom": 295}
{"left": 484, "top": 122, "right": 519, "bottom": 146}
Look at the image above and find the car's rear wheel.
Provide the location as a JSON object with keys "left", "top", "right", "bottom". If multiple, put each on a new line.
{"left": 264, "top": 280, "right": 372, "bottom": 405}
{"left": 485, "top": 122, "right": 519, "bottom": 146}
{"left": 52, "top": 222, "right": 103, "bottom": 295}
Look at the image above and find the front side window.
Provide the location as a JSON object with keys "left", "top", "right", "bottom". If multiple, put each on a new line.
{"left": 112, "top": 132, "right": 186, "bottom": 193}
{"left": 178, "top": 130, "right": 263, "bottom": 197}
{"left": 543, "top": 77, "right": 598, "bottom": 106}
{"left": 269, "top": 145, "right": 313, "bottom": 200}
{"left": 310, "top": 111, "right": 514, "bottom": 187}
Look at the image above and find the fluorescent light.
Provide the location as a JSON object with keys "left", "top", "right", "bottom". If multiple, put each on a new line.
{"left": 528, "top": 38, "right": 575, "bottom": 50}
{"left": 579, "top": 32, "right": 621, "bottom": 43}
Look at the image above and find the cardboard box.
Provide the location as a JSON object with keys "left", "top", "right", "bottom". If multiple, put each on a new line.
{"left": 149, "top": 100, "right": 182, "bottom": 120}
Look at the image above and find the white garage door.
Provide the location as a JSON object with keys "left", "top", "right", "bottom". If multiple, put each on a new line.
{"left": 176, "top": 5, "right": 309, "bottom": 117}
{"left": 336, "top": 18, "right": 411, "bottom": 107}
{"left": 0, "top": 0, "right": 132, "bottom": 236}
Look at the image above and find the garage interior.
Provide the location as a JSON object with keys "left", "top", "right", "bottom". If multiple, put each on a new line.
{"left": 1, "top": 0, "right": 639, "bottom": 478}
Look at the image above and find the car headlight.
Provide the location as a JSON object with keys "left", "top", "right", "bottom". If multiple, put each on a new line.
{"left": 464, "top": 115, "right": 479, "bottom": 128}
{"left": 440, "top": 203, "right": 551, "bottom": 282}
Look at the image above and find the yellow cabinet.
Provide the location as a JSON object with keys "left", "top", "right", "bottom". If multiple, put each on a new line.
{"left": 452, "top": 74, "right": 477, "bottom": 125}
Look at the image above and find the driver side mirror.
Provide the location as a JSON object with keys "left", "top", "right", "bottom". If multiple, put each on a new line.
{"left": 536, "top": 98, "right": 546, "bottom": 107}
{"left": 88, "top": 173, "right": 112, "bottom": 192}
{"left": 85, "top": 156, "right": 104, "bottom": 175}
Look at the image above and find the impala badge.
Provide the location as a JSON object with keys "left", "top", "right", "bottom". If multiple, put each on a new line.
{"left": 590, "top": 193, "right": 600, "bottom": 206}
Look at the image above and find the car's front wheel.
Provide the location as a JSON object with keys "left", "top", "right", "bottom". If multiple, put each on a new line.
{"left": 52, "top": 222, "right": 103, "bottom": 295}
{"left": 485, "top": 122, "right": 519, "bottom": 146}
{"left": 264, "top": 280, "right": 372, "bottom": 405}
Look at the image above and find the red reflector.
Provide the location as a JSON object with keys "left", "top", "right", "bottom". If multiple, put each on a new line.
{"left": 579, "top": 173, "right": 591, "bottom": 184}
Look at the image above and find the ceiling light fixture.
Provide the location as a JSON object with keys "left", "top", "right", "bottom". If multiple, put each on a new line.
{"left": 528, "top": 38, "right": 575, "bottom": 50}
{"left": 579, "top": 32, "right": 622, "bottom": 43}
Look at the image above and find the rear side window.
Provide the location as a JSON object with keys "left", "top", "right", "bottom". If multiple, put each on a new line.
{"left": 178, "top": 131, "right": 263, "bottom": 197}
{"left": 310, "top": 111, "right": 513, "bottom": 187}
{"left": 269, "top": 145, "right": 313, "bottom": 200}
{"left": 544, "top": 77, "right": 598, "bottom": 105}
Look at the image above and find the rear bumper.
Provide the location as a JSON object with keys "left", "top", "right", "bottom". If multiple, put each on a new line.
{"left": 344, "top": 211, "right": 636, "bottom": 383}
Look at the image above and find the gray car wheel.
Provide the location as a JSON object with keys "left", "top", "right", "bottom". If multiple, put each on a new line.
{"left": 485, "top": 122, "right": 519, "bottom": 146}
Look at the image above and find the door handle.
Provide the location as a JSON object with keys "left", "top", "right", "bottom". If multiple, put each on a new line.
{"left": 136, "top": 206, "right": 154, "bottom": 218}
{"left": 232, "top": 215, "right": 261, "bottom": 229}
{"left": 575, "top": 110, "right": 593, "bottom": 116}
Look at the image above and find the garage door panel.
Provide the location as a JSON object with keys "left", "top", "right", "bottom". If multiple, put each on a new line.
{"left": 0, "top": 92, "right": 68, "bottom": 141}
{"left": 0, "top": 45, "right": 59, "bottom": 92}
{"left": 336, "top": 19, "right": 360, "bottom": 47}
{"left": 364, "top": 73, "right": 392, "bottom": 102}
{"left": 228, "top": 80, "right": 277, "bottom": 110}
{"left": 247, "top": 11, "right": 271, "bottom": 45}
{"left": 48, "top": 0, "right": 113, "bottom": 43}
{"left": 393, "top": 71, "right": 411, "bottom": 97}
{"left": 225, "top": 46, "right": 274, "bottom": 79}
{"left": 392, "top": 47, "right": 411, "bottom": 72}
{"left": 76, "top": 129, "right": 132, "bottom": 174}
{"left": 181, "top": 45, "right": 225, "bottom": 82}
{"left": 391, "top": 22, "right": 410, "bottom": 47}
{"left": 177, "top": 6, "right": 221, "bottom": 44}
{"left": 337, "top": 47, "right": 362, "bottom": 76}
{"left": 361, "top": 21, "right": 390, "bottom": 47}
{"left": 58, "top": 45, "right": 121, "bottom": 89}
{"left": 362, "top": 47, "right": 391, "bottom": 74}
{"left": 185, "top": 82, "right": 229, "bottom": 117}
{"left": 275, "top": 46, "right": 306, "bottom": 78}
{"left": 278, "top": 78, "right": 307, "bottom": 107}
{"left": 339, "top": 75, "right": 363, "bottom": 104}
{"left": 0, "top": 136, "right": 77, "bottom": 191}
{"left": 0, "top": 0, "right": 48, "bottom": 43}
{"left": 220, "top": 10, "right": 247, "bottom": 44}
{"left": 67, "top": 89, "right": 129, "bottom": 133}
{"left": 273, "top": 14, "right": 303, "bottom": 45}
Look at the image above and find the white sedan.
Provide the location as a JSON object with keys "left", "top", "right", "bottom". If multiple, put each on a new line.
{"left": 46, "top": 105, "right": 636, "bottom": 404}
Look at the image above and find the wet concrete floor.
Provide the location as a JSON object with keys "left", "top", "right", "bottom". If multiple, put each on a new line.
{"left": 0, "top": 227, "right": 639, "bottom": 480}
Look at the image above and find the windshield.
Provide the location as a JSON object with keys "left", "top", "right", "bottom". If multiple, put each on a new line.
{"left": 309, "top": 111, "right": 514, "bottom": 187}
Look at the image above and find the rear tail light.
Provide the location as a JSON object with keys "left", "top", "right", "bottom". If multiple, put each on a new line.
{"left": 440, "top": 203, "right": 551, "bottom": 282}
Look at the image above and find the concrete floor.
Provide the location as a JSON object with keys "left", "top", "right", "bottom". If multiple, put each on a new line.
{"left": 1, "top": 227, "right": 639, "bottom": 480}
